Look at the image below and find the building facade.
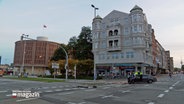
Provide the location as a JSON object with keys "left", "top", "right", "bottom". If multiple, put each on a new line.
{"left": 92, "top": 5, "right": 172, "bottom": 78}
{"left": 13, "top": 36, "right": 60, "bottom": 75}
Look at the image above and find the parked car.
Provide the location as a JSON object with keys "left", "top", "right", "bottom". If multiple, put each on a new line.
{"left": 128, "top": 74, "right": 157, "bottom": 84}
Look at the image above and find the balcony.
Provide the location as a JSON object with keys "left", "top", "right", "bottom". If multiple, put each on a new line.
{"left": 107, "top": 46, "right": 121, "bottom": 52}
{"left": 132, "top": 43, "right": 146, "bottom": 49}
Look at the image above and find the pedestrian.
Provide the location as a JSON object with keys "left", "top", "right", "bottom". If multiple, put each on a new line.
{"left": 169, "top": 71, "right": 172, "bottom": 78}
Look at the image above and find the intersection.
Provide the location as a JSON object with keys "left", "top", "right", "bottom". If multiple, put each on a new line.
{"left": 0, "top": 74, "right": 184, "bottom": 104}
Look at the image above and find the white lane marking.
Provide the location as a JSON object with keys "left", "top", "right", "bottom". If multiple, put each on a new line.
{"left": 51, "top": 86, "right": 57, "bottom": 88}
{"left": 145, "top": 84, "right": 149, "bottom": 87}
{"left": 37, "top": 91, "right": 42, "bottom": 93}
{"left": 164, "top": 90, "right": 169, "bottom": 93}
{"left": 148, "top": 102, "right": 155, "bottom": 104}
{"left": 55, "top": 89, "right": 63, "bottom": 92}
{"left": 169, "top": 87, "right": 173, "bottom": 90}
{"left": 78, "top": 102, "right": 86, "bottom": 104}
{"left": 158, "top": 94, "right": 165, "bottom": 98}
{"left": 16, "top": 98, "right": 38, "bottom": 102}
{"left": 84, "top": 89, "right": 96, "bottom": 92}
{"left": 64, "top": 89, "right": 71, "bottom": 91}
{"left": 172, "top": 85, "right": 175, "bottom": 87}
{"left": 102, "top": 87, "right": 110, "bottom": 89}
{"left": 44, "top": 90, "right": 53, "bottom": 92}
{"left": 102, "top": 95, "right": 113, "bottom": 99}
{"left": 58, "top": 92, "right": 74, "bottom": 95}
{"left": 0, "top": 90, "right": 7, "bottom": 93}
{"left": 6, "top": 94, "right": 12, "bottom": 97}
{"left": 59, "top": 86, "right": 64, "bottom": 88}
{"left": 42, "top": 87, "right": 49, "bottom": 89}
{"left": 122, "top": 90, "right": 130, "bottom": 93}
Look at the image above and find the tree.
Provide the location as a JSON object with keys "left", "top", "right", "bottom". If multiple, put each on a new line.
{"left": 75, "top": 26, "right": 93, "bottom": 60}
{"left": 68, "top": 36, "right": 78, "bottom": 59}
{"left": 182, "top": 65, "right": 184, "bottom": 71}
{"left": 51, "top": 44, "right": 68, "bottom": 61}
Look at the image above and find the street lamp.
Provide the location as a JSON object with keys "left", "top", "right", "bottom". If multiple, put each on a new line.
{"left": 59, "top": 46, "right": 68, "bottom": 80}
{"left": 91, "top": 4, "right": 99, "bottom": 18}
{"left": 20, "top": 34, "right": 29, "bottom": 76}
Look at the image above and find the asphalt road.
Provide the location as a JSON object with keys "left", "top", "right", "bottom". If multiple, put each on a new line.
{"left": 0, "top": 74, "right": 184, "bottom": 104}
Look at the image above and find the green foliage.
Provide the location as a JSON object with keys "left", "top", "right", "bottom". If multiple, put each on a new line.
{"left": 182, "top": 65, "right": 184, "bottom": 71}
{"left": 51, "top": 44, "right": 67, "bottom": 61}
{"left": 67, "top": 26, "right": 93, "bottom": 60}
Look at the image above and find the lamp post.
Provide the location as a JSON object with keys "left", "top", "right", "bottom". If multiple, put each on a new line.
{"left": 20, "top": 34, "right": 29, "bottom": 76}
{"left": 59, "top": 46, "right": 68, "bottom": 80}
{"left": 91, "top": 4, "right": 99, "bottom": 18}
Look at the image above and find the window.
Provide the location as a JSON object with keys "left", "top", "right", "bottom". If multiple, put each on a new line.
{"left": 114, "top": 40, "right": 118, "bottom": 47}
{"left": 101, "top": 41, "right": 106, "bottom": 48}
{"left": 124, "top": 27, "right": 129, "bottom": 35}
{"left": 114, "top": 30, "right": 118, "bottom": 35}
{"left": 138, "top": 25, "right": 143, "bottom": 32}
{"left": 109, "top": 30, "right": 113, "bottom": 36}
{"left": 134, "top": 25, "right": 137, "bottom": 32}
{"left": 121, "top": 53, "right": 124, "bottom": 58}
{"left": 109, "top": 41, "right": 113, "bottom": 47}
{"left": 126, "top": 52, "right": 134, "bottom": 58}
{"left": 112, "top": 53, "right": 118, "bottom": 59}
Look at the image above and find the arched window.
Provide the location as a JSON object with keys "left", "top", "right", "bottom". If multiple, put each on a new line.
{"left": 114, "top": 30, "right": 118, "bottom": 35}
{"left": 109, "top": 30, "right": 113, "bottom": 36}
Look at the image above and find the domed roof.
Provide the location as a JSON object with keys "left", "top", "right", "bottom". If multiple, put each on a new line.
{"left": 95, "top": 15, "right": 102, "bottom": 19}
{"left": 130, "top": 5, "right": 143, "bottom": 12}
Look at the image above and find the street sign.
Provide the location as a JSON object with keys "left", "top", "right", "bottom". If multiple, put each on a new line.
{"left": 52, "top": 63, "right": 59, "bottom": 69}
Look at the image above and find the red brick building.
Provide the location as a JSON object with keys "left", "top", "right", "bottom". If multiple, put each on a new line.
{"left": 13, "top": 36, "right": 60, "bottom": 75}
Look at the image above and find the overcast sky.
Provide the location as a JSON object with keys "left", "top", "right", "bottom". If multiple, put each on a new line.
{"left": 0, "top": 0, "right": 184, "bottom": 68}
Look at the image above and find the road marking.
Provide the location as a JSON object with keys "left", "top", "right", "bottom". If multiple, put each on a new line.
{"left": 102, "top": 95, "right": 113, "bottom": 99}
{"left": 6, "top": 94, "right": 12, "bottom": 97}
{"left": 44, "top": 90, "right": 53, "bottom": 92}
{"left": 16, "top": 98, "right": 38, "bottom": 102}
{"left": 64, "top": 88, "right": 71, "bottom": 91}
{"left": 55, "top": 89, "right": 63, "bottom": 92}
{"left": 67, "top": 102, "right": 86, "bottom": 104}
{"left": 158, "top": 94, "right": 164, "bottom": 98}
{"left": 42, "top": 87, "right": 49, "bottom": 89}
{"left": 122, "top": 90, "right": 130, "bottom": 93}
{"left": 145, "top": 84, "right": 149, "bottom": 87}
{"left": 164, "top": 90, "right": 169, "bottom": 93}
{"left": 102, "top": 87, "right": 110, "bottom": 89}
{"left": 58, "top": 92, "right": 74, "bottom": 95}
{"left": 148, "top": 102, "right": 155, "bottom": 104}
{"left": 0, "top": 90, "right": 7, "bottom": 93}
{"left": 37, "top": 91, "right": 42, "bottom": 93}
{"left": 169, "top": 87, "right": 173, "bottom": 90}
{"left": 51, "top": 86, "right": 57, "bottom": 88}
{"left": 59, "top": 86, "right": 64, "bottom": 88}
{"left": 84, "top": 89, "right": 96, "bottom": 92}
{"left": 78, "top": 102, "right": 86, "bottom": 104}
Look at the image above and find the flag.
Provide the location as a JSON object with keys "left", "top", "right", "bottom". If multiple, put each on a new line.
{"left": 43, "top": 25, "right": 47, "bottom": 28}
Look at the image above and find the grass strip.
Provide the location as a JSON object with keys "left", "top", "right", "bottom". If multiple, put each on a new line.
{"left": 4, "top": 77, "right": 65, "bottom": 83}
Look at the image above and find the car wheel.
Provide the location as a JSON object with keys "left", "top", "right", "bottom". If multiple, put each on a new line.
{"left": 148, "top": 80, "right": 153, "bottom": 83}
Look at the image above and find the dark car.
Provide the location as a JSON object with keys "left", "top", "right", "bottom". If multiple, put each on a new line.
{"left": 128, "top": 74, "right": 157, "bottom": 84}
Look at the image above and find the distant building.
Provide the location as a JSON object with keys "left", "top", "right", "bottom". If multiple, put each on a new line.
{"left": 0, "top": 56, "right": 1, "bottom": 65}
{"left": 165, "top": 51, "right": 174, "bottom": 72}
{"left": 92, "top": 5, "right": 171, "bottom": 78}
{"left": 13, "top": 36, "right": 60, "bottom": 75}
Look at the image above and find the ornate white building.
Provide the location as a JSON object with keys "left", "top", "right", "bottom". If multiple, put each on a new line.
{"left": 92, "top": 5, "right": 170, "bottom": 78}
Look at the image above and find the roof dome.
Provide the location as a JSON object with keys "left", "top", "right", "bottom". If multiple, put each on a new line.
{"left": 95, "top": 15, "right": 102, "bottom": 19}
{"left": 130, "top": 5, "right": 143, "bottom": 12}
